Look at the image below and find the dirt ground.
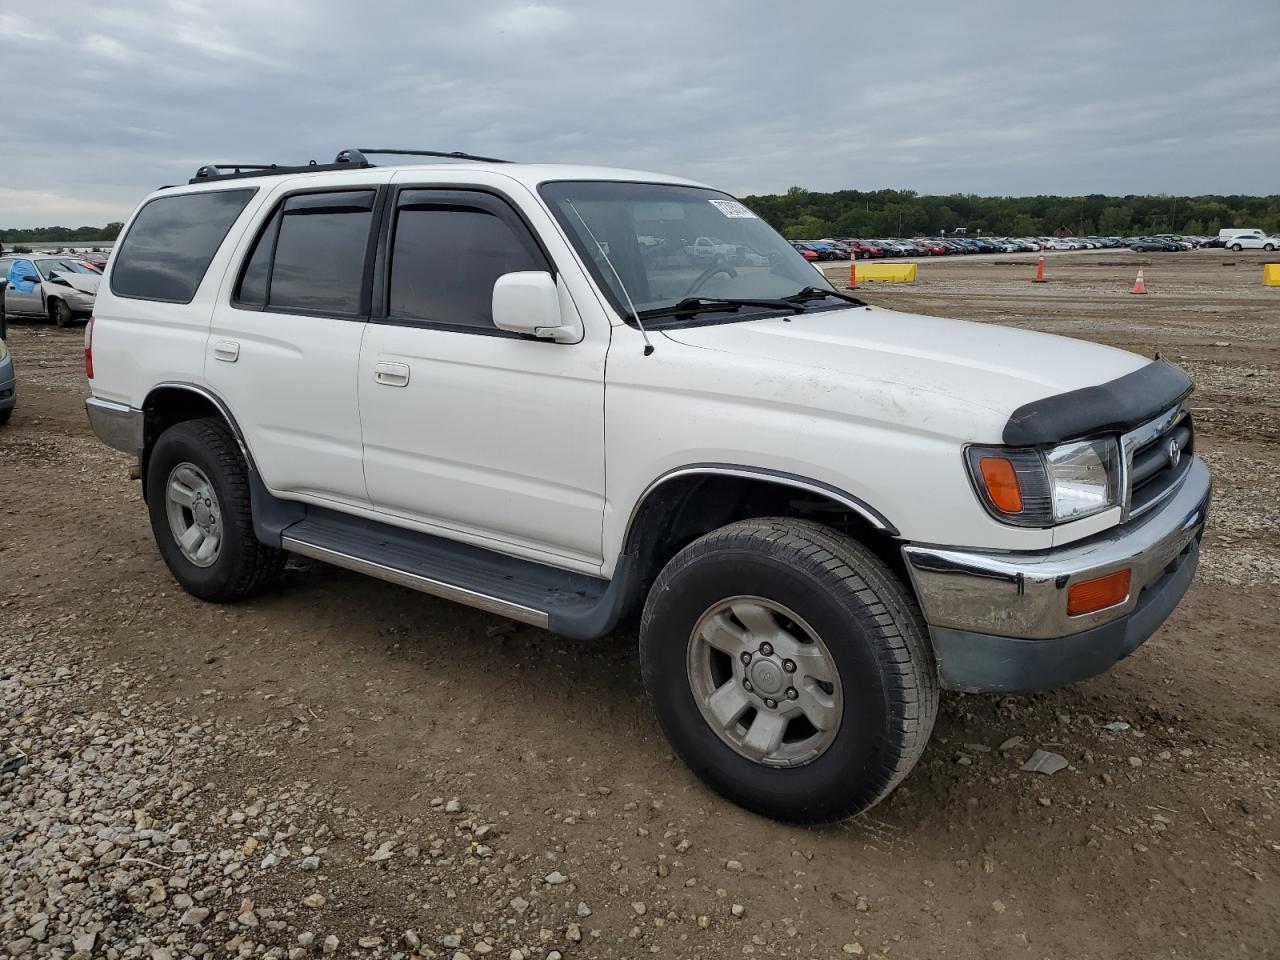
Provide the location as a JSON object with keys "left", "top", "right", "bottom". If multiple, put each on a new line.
{"left": 2, "top": 248, "right": 1277, "bottom": 960}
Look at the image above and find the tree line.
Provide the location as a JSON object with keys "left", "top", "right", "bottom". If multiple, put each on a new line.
{"left": 6, "top": 189, "right": 1280, "bottom": 246}
{"left": 739, "top": 187, "right": 1280, "bottom": 240}
{"left": 0, "top": 223, "right": 124, "bottom": 245}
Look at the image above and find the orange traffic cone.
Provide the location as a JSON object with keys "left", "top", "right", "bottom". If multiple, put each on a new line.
{"left": 1034, "top": 255, "right": 1046, "bottom": 283}
{"left": 848, "top": 259, "right": 857, "bottom": 289}
{"left": 1131, "top": 268, "right": 1147, "bottom": 295}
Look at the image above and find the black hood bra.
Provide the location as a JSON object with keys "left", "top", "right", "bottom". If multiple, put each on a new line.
{"left": 1003, "top": 357, "right": 1194, "bottom": 446}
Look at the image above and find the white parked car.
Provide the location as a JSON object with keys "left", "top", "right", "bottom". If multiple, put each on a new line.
{"left": 1225, "top": 234, "right": 1278, "bottom": 251}
{"left": 85, "top": 149, "right": 1211, "bottom": 823}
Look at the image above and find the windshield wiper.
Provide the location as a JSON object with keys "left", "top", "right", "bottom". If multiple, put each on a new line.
{"left": 782, "top": 286, "right": 867, "bottom": 307}
{"left": 637, "top": 296, "right": 803, "bottom": 320}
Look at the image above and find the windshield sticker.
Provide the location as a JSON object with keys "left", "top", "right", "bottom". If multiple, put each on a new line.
{"left": 708, "top": 199, "right": 758, "bottom": 219}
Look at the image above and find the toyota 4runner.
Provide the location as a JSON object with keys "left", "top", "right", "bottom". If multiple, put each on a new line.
{"left": 85, "top": 149, "right": 1210, "bottom": 822}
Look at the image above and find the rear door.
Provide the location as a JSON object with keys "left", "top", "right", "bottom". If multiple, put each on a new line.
{"left": 357, "top": 176, "right": 608, "bottom": 568}
{"left": 206, "top": 174, "right": 391, "bottom": 507}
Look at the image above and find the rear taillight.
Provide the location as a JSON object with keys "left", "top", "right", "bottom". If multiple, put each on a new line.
{"left": 84, "top": 316, "right": 95, "bottom": 379}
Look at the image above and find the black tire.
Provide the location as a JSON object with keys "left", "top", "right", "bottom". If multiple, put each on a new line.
{"left": 1230, "top": 243, "right": 1243, "bottom": 252}
{"left": 146, "top": 417, "right": 285, "bottom": 603}
{"left": 1265, "top": 244, "right": 1276, "bottom": 252}
{"left": 0, "top": 406, "right": 11, "bottom": 427}
{"left": 639, "top": 518, "right": 938, "bottom": 823}
{"left": 50, "top": 299, "right": 74, "bottom": 327}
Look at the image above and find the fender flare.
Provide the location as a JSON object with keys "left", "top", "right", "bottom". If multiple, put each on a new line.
{"left": 620, "top": 463, "right": 899, "bottom": 553}
{"left": 142, "top": 381, "right": 305, "bottom": 545}
{"left": 143, "top": 381, "right": 256, "bottom": 468}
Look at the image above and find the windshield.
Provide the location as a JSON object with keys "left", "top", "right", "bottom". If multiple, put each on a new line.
{"left": 539, "top": 181, "right": 834, "bottom": 322}
{"left": 36, "top": 259, "right": 95, "bottom": 278}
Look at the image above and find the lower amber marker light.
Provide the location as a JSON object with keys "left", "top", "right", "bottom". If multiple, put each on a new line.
{"left": 1066, "top": 569, "right": 1132, "bottom": 616}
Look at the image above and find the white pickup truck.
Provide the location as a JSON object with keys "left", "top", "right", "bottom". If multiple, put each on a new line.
{"left": 85, "top": 149, "right": 1210, "bottom": 822}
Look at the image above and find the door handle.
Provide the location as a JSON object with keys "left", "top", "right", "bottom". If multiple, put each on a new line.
{"left": 374, "top": 361, "right": 410, "bottom": 387}
{"left": 213, "top": 340, "right": 240, "bottom": 363}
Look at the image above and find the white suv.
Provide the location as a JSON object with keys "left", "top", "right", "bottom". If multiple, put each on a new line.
{"left": 85, "top": 148, "right": 1210, "bottom": 822}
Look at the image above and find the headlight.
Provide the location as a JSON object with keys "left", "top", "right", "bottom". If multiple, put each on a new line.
{"left": 966, "top": 438, "right": 1120, "bottom": 526}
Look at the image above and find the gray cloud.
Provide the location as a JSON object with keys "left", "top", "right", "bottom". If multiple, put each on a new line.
{"left": 2, "top": 1, "right": 1277, "bottom": 227}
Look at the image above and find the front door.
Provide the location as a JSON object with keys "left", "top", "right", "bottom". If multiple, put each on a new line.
{"left": 357, "top": 185, "right": 607, "bottom": 568}
{"left": 4, "top": 259, "right": 42, "bottom": 315}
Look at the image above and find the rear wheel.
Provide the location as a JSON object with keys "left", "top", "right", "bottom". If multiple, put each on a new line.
{"left": 146, "top": 417, "right": 285, "bottom": 602}
{"left": 51, "top": 299, "right": 74, "bottom": 327}
{"left": 639, "top": 518, "right": 938, "bottom": 823}
{"left": 1230, "top": 243, "right": 1243, "bottom": 252}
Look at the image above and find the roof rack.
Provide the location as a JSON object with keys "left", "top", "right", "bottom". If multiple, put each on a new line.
{"left": 187, "top": 147, "right": 510, "bottom": 185}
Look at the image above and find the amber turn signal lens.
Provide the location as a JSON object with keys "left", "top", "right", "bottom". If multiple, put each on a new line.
{"left": 978, "top": 457, "right": 1023, "bottom": 513}
{"left": 1067, "top": 569, "right": 1131, "bottom": 616}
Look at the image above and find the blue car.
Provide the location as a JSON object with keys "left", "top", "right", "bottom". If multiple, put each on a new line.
{"left": 0, "top": 332, "right": 14, "bottom": 426}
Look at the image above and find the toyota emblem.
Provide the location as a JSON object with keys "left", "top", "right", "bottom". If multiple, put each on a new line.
{"left": 1166, "top": 437, "right": 1182, "bottom": 468}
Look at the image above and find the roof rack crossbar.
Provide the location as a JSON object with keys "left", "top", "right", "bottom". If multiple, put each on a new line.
{"left": 189, "top": 158, "right": 370, "bottom": 185}
{"left": 352, "top": 148, "right": 512, "bottom": 164}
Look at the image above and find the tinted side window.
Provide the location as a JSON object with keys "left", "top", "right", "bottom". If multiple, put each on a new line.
{"left": 389, "top": 201, "right": 543, "bottom": 329}
{"left": 111, "top": 189, "right": 256, "bottom": 303}
{"left": 265, "top": 191, "right": 375, "bottom": 315}
{"left": 234, "top": 212, "right": 280, "bottom": 308}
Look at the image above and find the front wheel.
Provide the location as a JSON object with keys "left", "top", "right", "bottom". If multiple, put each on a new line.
{"left": 1230, "top": 243, "right": 1243, "bottom": 251}
{"left": 639, "top": 518, "right": 938, "bottom": 823}
{"left": 1265, "top": 243, "right": 1276, "bottom": 252}
{"left": 51, "top": 299, "right": 74, "bottom": 327}
{"left": 146, "top": 417, "right": 285, "bottom": 602}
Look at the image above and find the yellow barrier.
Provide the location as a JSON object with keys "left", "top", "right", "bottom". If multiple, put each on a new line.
{"left": 853, "top": 262, "right": 917, "bottom": 283}
{"left": 1264, "top": 263, "right": 1280, "bottom": 286}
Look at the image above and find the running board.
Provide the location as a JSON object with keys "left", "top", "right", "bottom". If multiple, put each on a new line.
{"left": 278, "top": 508, "right": 636, "bottom": 639}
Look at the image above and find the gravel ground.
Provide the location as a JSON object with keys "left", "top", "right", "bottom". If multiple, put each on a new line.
{"left": 3, "top": 248, "right": 1278, "bottom": 960}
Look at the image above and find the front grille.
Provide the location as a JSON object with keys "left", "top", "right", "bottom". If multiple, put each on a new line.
{"left": 1125, "top": 407, "right": 1193, "bottom": 519}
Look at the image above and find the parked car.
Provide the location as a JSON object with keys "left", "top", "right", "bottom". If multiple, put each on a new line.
{"left": 1225, "top": 234, "right": 1278, "bottom": 251}
{"left": 0, "top": 255, "right": 100, "bottom": 326}
{"left": 1218, "top": 228, "right": 1264, "bottom": 243}
{"left": 790, "top": 242, "right": 819, "bottom": 261}
{"left": 684, "top": 236, "right": 744, "bottom": 265}
{"left": 85, "top": 149, "right": 1211, "bottom": 824}
{"left": 0, "top": 322, "right": 13, "bottom": 427}
{"left": 852, "top": 240, "right": 885, "bottom": 258}
{"left": 1130, "top": 237, "right": 1180, "bottom": 252}
{"left": 913, "top": 239, "right": 948, "bottom": 255}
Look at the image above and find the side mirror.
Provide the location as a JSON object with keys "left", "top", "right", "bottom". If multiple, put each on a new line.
{"left": 492, "top": 271, "right": 582, "bottom": 344}
{"left": 20, "top": 275, "right": 38, "bottom": 284}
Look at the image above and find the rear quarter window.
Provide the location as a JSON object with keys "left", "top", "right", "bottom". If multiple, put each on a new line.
{"left": 111, "top": 189, "right": 257, "bottom": 303}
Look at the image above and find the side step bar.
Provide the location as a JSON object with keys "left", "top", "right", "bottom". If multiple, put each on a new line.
{"left": 275, "top": 507, "right": 640, "bottom": 640}
{"left": 282, "top": 535, "right": 549, "bottom": 627}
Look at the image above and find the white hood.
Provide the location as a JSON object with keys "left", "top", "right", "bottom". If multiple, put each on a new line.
{"left": 659, "top": 304, "right": 1147, "bottom": 442}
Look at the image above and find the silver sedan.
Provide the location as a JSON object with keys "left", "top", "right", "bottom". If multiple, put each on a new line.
{"left": 0, "top": 255, "right": 100, "bottom": 326}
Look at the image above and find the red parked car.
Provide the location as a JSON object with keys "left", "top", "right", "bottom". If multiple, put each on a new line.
{"left": 840, "top": 240, "right": 884, "bottom": 259}
{"left": 913, "top": 240, "right": 949, "bottom": 256}
{"left": 790, "top": 242, "right": 819, "bottom": 261}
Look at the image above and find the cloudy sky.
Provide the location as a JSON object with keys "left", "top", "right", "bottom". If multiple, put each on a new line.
{"left": 2, "top": 1, "right": 1277, "bottom": 227}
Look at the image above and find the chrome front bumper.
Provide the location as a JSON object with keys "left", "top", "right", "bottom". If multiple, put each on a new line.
{"left": 86, "top": 396, "right": 143, "bottom": 456}
{"left": 903, "top": 457, "right": 1211, "bottom": 641}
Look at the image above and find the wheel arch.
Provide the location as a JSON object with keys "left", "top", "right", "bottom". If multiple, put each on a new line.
{"left": 614, "top": 465, "right": 903, "bottom": 625}
{"left": 140, "top": 382, "right": 255, "bottom": 495}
